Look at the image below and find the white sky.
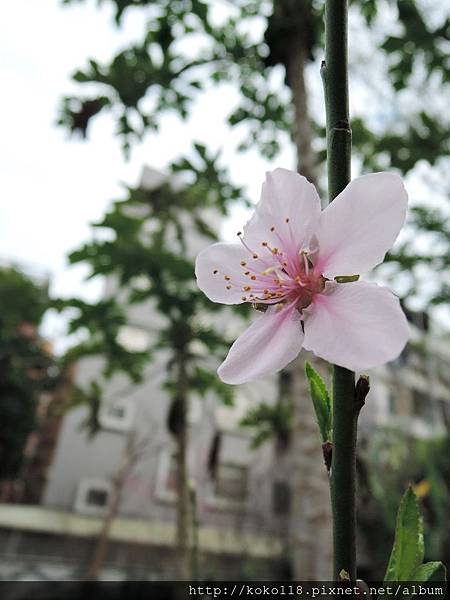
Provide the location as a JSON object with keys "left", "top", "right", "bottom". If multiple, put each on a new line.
{"left": 1, "top": 1, "right": 448, "bottom": 345}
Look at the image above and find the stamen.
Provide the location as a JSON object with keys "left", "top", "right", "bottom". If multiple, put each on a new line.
{"left": 303, "top": 253, "right": 309, "bottom": 275}
{"left": 224, "top": 275, "right": 231, "bottom": 281}
{"left": 285, "top": 218, "right": 290, "bottom": 223}
{"left": 244, "top": 271, "right": 250, "bottom": 275}
{"left": 261, "top": 241, "right": 268, "bottom": 247}
{"left": 237, "top": 231, "right": 258, "bottom": 257}
{"left": 241, "top": 296, "right": 247, "bottom": 301}
{"left": 270, "top": 226, "right": 275, "bottom": 232}
{"left": 213, "top": 269, "right": 218, "bottom": 274}
{"left": 262, "top": 266, "right": 280, "bottom": 276}
{"left": 240, "top": 261, "right": 247, "bottom": 267}
{"left": 299, "top": 250, "right": 310, "bottom": 275}
{"left": 226, "top": 285, "right": 231, "bottom": 290}
{"left": 250, "top": 275, "right": 256, "bottom": 281}
{"left": 252, "top": 254, "right": 258, "bottom": 259}
{"left": 243, "top": 286, "right": 251, "bottom": 292}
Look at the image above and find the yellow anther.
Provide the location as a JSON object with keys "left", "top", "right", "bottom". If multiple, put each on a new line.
{"left": 224, "top": 275, "right": 231, "bottom": 281}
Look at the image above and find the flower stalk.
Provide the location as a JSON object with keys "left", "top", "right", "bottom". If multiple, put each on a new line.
{"left": 322, "top": 0, "right": 358, "bottom": 581}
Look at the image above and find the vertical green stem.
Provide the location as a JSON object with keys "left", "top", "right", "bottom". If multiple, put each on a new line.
{"left": 322, "top": 0, "right": 357, "bottom": 581}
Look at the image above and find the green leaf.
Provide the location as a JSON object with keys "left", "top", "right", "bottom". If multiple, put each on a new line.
{"left": 384, "top": 487, "right": 424, "bottom": 581}
{"left": 305, "top": 361, "right": 332, "bottom": 443}
{"left": 412, "top": 562, "right": 447, "bottom": 582}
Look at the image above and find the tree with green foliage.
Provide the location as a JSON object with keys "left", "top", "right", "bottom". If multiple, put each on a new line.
{"left": 0, "top": 267, "right": 58, "bottom": 499}
{"left": 55, "top": 149, "right": 243, "bottom": 578}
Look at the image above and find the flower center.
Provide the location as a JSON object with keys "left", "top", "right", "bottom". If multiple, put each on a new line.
{"left": 212, "top": 225, "right": 326, "bottom": 311}
{"left": 292, "top": 251, "right": 326, "bottom": 310}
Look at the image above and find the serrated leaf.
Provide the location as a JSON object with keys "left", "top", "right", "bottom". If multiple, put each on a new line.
{"left": 305, "top": 361, "right": 332, "bottom": 442}
{"left": 412, "top": 562, "right": 447, "bottom": 582}
{"left": 384, "top": 487, "right": 424, "bottom": 581}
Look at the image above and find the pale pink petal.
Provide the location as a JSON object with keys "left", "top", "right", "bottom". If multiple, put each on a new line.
{"left": 314, "top": 173, "right": 408, "bottom": 278}
{"left": 195, "top": 243, "right": 254, "bottom": 304}
{"left": 218, "top": 302, "right": 304, "bottom": 384}
{"left": 303, "top": 281, "right": 409, "bottom": 371}
{"left": 244, "top": 168, "right": 321, "bottom": 253}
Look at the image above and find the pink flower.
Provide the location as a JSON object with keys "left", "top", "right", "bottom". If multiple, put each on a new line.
{"left": 196, "top": 168, "right": 410, "bottom": 384}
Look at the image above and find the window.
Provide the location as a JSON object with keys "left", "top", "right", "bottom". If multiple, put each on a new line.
{"left": 155, "top": 448, "right": 178, "bottom": 503}
{"left": 188, "top": 396, "right": 202, "bottom": 425}
{"left": 86, "top": 488, "right": 109, "bottom": 508}
{"left": 99, "top": 400, "right": 135, "bottom": 433}
{"left": 388, "top": 391, "right": 397, "bottom": 415}
{"left": 74, "top": 478, "right": 112, "bottom": 516}
{"left": 412, "top": 389, "right": 434, "bottom": 422}
{"left": 272, "top": 482, "right": 291, "bottom": 515}
{"left": 439, "top": 400, "right": 450, "bottom": 429}
{"left": 215, "top": 464, "right": 248, "bottom": 502}
{"left": 165, "top": 453, "right": 178, "bottom": 494}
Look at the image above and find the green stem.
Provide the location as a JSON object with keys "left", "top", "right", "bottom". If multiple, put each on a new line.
{"left": 322, "top": 0, "right": 358, "bottom": 581}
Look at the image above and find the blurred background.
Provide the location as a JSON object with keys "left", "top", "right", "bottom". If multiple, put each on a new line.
{"left": 0, "top": 0, "right": 449, "bottom": 582}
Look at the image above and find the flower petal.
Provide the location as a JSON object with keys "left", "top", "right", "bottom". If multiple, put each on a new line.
{"left": 244, "top": 168, "right": 321, "bottom": 253}
{"left": 314, "top": 173, "right": 408, "bottom": 278}
{"left": 303, "top": 281, "right": 409, "bottom": 371}
{"left": 218, "top": 302, "right": 304, "bottom": 384}
{"left": 195, "top": 243, "right": 253, "bottom": 304}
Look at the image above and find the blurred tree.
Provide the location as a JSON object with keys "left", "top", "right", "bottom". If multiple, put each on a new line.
{"left": 0, "top": 267, "right": 58, "bottom": 499}
{"left": 358, "top": 428, "right": 450, "bottom": 578}
{"left": 59, "top": 0, "right": 450, "bottom": 578}
{"left": 55, "top": 147, "right": 243, "bottom": 579}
